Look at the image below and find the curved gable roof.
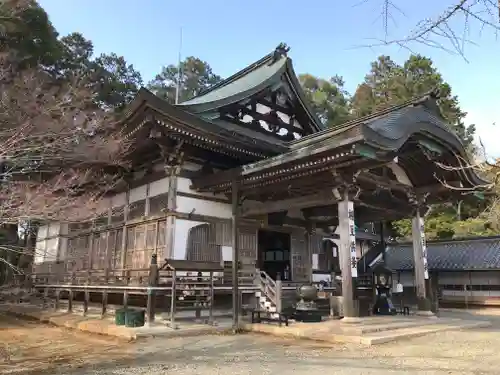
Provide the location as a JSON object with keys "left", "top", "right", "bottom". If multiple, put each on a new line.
{"left": 178, "top": 43, "right": 325, "bottom": 134}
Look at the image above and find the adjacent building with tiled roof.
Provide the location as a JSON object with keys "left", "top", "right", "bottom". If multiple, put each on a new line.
{"left": 381, "top": 236, "right": 500, "bottom": 271}
{"left": 364, "top": 236, "right": 500, "bottom": 307}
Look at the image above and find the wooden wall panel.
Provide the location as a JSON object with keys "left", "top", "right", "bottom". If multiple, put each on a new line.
{"left": 291, "top": 230, "right": 308, "bottom": 282}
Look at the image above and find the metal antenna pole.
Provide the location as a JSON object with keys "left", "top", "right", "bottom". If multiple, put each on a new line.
{"left": 175, "top": 27, "right": 183, "bottom": 105}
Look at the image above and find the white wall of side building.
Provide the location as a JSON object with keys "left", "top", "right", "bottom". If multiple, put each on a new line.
{"left": 34, "top": 222, "right": 68, "bottom": 264}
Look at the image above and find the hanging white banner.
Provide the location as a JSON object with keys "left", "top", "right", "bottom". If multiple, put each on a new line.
{"left": 347, "top": 201, "right": 357, "bottom": 278}
{"left": 419, "top": 217, "right": 429, "bottom": 279}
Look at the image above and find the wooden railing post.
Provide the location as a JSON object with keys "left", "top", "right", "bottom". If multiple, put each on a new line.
{"left": 146, "top": 253, "right": 158, "bottom": 326}
{"left": 170, "top": 269, "right": 177, "bottom": 328}
{"left": 123, "top": 290, "right": 128, "bottom": 310}
{"left": 68, "top": 272, "right": 75, "bottom": 313}
{"left": 195, "top": 271, "right": 202, "bottom": 320}
{"left": 208, "top": 271, "right": 214, "bottom": 325}
{"left": 254, "top": 268, "right": 260, "bottom": 285}
{"left": 54, "top": 289, "right": 60, "bottom": 311}
{"left": 83, "top": 273, "right": 90, "bottom": 316}
{"left": 101, "top": 268, "right": 109, "bottom": 318}
{"left": 275, "top": 272, "right": 283, "bottom": 314}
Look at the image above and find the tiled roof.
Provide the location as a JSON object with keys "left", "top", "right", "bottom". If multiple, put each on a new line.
{"left": 381, "top": 236, "right": 500, "bottom": 271}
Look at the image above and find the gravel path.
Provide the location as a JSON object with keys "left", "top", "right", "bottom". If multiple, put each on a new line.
{"left": 2, "top": 310, "right": 500, "bottom": 375}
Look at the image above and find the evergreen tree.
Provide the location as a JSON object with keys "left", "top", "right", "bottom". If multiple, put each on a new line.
{"left": 147, "top": 57, "right": 221, "bottom": 103}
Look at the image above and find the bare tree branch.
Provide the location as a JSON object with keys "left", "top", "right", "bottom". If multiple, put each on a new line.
{"left": 359, "top": 0, "right": 500, "bottom": 59}
{"left": 0, "top": 1, "right": 134, "bottom": 277}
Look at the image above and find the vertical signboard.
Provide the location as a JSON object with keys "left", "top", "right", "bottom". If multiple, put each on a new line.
{"left": 419, "top": 217, "right": 429, "bottom": 280}
{"left": 347, "top": 201, "right": 357, "bottom": 278}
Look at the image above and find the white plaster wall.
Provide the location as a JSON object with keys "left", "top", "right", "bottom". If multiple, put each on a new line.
{"left": 37, "top": 225, "right": 48, "bottom": 241}
{"left": 111, "top": 193, "right": 126, "bottom": 208}
{"left": 129, "top": 185, "right": 147, "bottom": 203}
{"left": 172, "top": 219, "right": 207, "bottom": 260}
{"left": 34, "top": 240, "right": 46, "bottom": 264}
{"left": 221, "top": 246, "right": 233, "bottom": 262}
{"left": 176, "top": 196, "right": 232, "bottom": 219}
{"left": 35, "top": 223, "right": 62, "bottom": 264}
{"left": 149, "top": 177, "right": 169, "bottom": 197}
{"left": 47, "top": 223, "right": 60, "bottom": 238}
{"left": 44, "top": 238, "right": 59, "bottom": 262}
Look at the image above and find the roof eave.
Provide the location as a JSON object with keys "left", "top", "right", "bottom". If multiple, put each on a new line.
{"left": 175, "top": 63, "right": 287, "bottom": 114}
{"left": 123, "top": 88, "right": 284, "bottom": 157}
{"left": 283, "top": 59, "right": 325, "bottom": 132}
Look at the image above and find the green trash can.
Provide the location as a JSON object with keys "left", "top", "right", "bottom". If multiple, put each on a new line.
{"left": 115, "top": 308, "right": 127, "bottom": 326}
{"left": 125, "top": 309, "right": 145, "bottom": 328}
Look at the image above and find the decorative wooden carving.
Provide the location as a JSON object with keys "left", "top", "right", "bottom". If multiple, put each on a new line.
{"left": 219, "top": 91, "right": 306, "bottom": 141}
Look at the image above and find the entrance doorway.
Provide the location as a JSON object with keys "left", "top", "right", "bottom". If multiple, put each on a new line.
{"left": 257, "top": 230, "right": 291, "bottom": 281}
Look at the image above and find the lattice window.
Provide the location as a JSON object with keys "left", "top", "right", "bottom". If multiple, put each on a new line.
{"left": 66, "top": 235, "right": 90, "bottom": 271}
{"left": 124, "top": 224, "right": 154, "bottom": 269}
{"left": 110, "top": 229, "right": 123, "bottom": 270}
{"left": 135, "top": 225, "right": 145, "bottom": 250}
{"left": 215, "top": 221, "right": 231, "bottom": 246}
{"left": 94, "top": 215, "right": 108, "bottom": 228}
{"left": 91, "top": 231, "right": 108, "bottom": 270}
{"left": 149, "top": 193, "right": 168, "bottom": 216}
{"left": 125, "top": 226, "right": 135, "bottom": 268}
{"left": 128, "top": 199, "right": 146, "bottom": 220}
{"left": 186, "top": 223, "right": 221, "bottom": 262}
{"left": 157, "top": 220, "right": 166, "bottom": 247}
{"left": 111, "top": 206, "right": 125, "bottom": 224}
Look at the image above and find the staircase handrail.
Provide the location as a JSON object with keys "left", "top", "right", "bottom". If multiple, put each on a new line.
{"left": 254, "top": 269, "right": 281, "bottom": 310}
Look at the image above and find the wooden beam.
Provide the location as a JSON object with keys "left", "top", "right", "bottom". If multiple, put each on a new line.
{"left": 359, "top": 171, "right": 463, "bottom": 195}
{"left": 240, "top": 190, "right": 339, "bottom": 217}
{"left": 257, "top": 97, "right": 294, "bottom": 116}
{"left": 227, "top": 103, "right": 306, "bottom": 136}
{"left": 357, "top": 201, "right": 409, "bottom": 217}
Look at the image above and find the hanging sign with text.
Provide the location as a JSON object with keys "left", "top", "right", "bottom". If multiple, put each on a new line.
{"left": 419, "top": 217, "right": 429, "bottom": 279}
{"left": 347, "top": 201, "right": 357, "bottom": 278}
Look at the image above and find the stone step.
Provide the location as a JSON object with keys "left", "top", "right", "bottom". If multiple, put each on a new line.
{"left": 340, "top": 318, "right": 447, "bottom": 334}
{"left": 341, "top": 316, "right": 416, "bottom": 326}
{"left": 359, "top": 320, "right": 491, "bottom": 345}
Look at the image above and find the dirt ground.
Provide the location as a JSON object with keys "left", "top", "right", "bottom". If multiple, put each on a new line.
{"left": 0, "top": 312, "right": 134, "bottom": 375}
{"left": 1, "top": 309, "right": 500, "bottom": 375}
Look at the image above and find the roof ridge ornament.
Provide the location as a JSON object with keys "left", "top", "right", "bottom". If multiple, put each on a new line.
{"left": 269, "top": 43, "right": 291, "bottom": 65}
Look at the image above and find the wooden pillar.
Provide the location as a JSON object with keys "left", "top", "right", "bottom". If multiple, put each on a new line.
{"left": 144, "top": 183, "right": 151, "bottom": 217}
{"left": 164, "top": 170, "right": 178, "bottom": 260}
{"left": 162, "top": 142, "right": 183, "bottom": 261}
{"left": 231, "top": 179, "right": 240, "bottom": 331}
{"left": 146, "top": 253, "right": 158, "bottom": 325}
{"left": 120, "top": 190, "right": 130, "bottom": 273}
{"left": 338, "top": 191, "right": 357, "bottom": 318}
{"left": 411, "top": 209, "right": 431, "bottom": 313}
{"left": 305, "top": 227, "right": 313, "bottom": 283}
{"left": 379, "top": 221, "right": 387, "bottom": 264}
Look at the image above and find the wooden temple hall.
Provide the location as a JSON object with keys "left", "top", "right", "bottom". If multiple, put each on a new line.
{"left": 32, "top": 43, "right": 486, "bottom": 322}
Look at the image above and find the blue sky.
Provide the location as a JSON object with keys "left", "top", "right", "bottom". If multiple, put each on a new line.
{"left": 39, "top": 0, "right": 500, "bottom": 156}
